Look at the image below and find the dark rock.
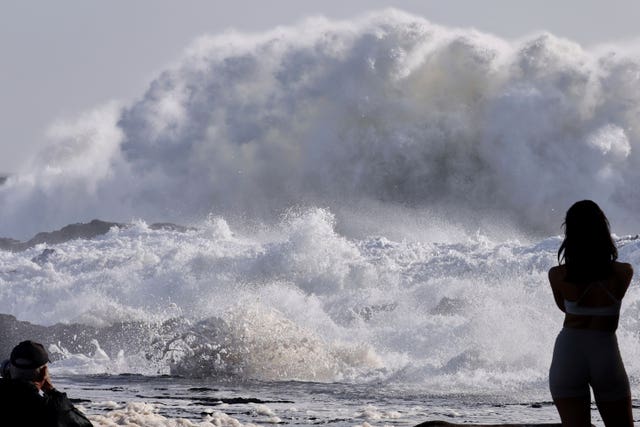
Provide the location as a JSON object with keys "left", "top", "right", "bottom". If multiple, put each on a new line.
{"left": 355, "top": 303, "right": 397, "bottom": 321}
{"left": 0, "top": 237, "right": 20, "bottom": 251}
{"left": 188, "top": 387, "right": 218, "bottom": 392}
{"left": 25, "top": 219, "right": 124, "bottom": 247}
{"left": 0, "top": 219, "right": 193, "bottom": 252}
{"left": 415, "top": 422, "right": 564, "bottom": 427}
{"left": 0, "top": 220, "right": 123, "bottom": 252}
{"left": 31, "top": 248, "right": 56, "bottom": 265}
{"left": 0, "top": 313, "right": 158, "bottom": 362}
{"left": 442, "top": 350, "right": 483, "bottom": 372}
{"left": 149, "top": 223, "right": 195, "bottom": 232}
{"left": 430, "top": 297, "right": 465, "bottom": 315}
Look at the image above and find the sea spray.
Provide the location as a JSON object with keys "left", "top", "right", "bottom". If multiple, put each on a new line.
{"left": 1, "top": 11, "right": 640, "bottom": 238}
{"left": 2, "top": 209, "right": 639, "bottom": 396}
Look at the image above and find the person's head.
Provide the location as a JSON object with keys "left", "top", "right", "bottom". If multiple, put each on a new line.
{"left": 558, "top": 200, "right": 617, "bottom": 283}
{"left": 8, "top": 340, "right": 50, "bottom": 385}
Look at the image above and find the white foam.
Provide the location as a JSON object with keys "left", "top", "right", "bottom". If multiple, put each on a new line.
{"left": 88, "top": 402, "right": 257, "bottom": 427}
{"left": 1, "top": 209, "right": 639, "bottom": 397}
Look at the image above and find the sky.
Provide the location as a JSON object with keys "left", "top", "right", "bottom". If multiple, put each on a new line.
{"left": 2, "top": 0, "right": 640, "bottom": 173}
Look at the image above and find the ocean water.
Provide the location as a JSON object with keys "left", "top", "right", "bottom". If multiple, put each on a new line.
{"left": 2, "top": 9, "right": 640, "bottom": 426}
{"left": 59, "top": 375, "right": 563, "bottom": 426}
{"left": 2, "top": 213, "right": 639, "bottom": 425}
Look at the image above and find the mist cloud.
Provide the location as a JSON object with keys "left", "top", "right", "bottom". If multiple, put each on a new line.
{"left": 2, "top": 10, "right": 640, "bottom": 238}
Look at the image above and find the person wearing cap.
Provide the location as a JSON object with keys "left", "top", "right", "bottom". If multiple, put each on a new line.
{"left": 0, "top": 340, "right": 93, "bottom": 426}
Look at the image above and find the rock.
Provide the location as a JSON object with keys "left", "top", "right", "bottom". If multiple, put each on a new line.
{"left": 31, "top": 248, "right": 56, "bottom": 265}
{"left": 355, "top": 303, "right": 397, "bottom": 321}
{"left": 0, "top": 219, "right": 193, "bottom": 252}
{"left": 0, "top": 237, "right": 20, "bottom": 251}
{"left": 149, "top": 222, "right": 195, "bottom": 232}
{"left": 25, "top": 219, "right": 124, "bottom": 248}
{"left": 430, "top": 297, "right": 464, "bottom": 315}
{"left": 0, "top": 314, "right": 157, "bottom": 362}
{"left": 415, "top": 422, "right": 565, "bottom": 427}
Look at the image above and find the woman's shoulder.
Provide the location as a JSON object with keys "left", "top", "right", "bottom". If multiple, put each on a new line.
{"left": 612, "top": 261, "right": 633, "bottom": 281}
{"left": 548, "top": 265, "right": 566, "bottom": 283}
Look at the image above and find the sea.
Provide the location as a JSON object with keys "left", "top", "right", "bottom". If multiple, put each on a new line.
{"left": 2, "top": 9, "right": 640, "bottom": 426}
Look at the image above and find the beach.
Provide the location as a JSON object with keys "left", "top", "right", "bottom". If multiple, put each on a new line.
{"left": 61, "top": 375, "right": 564, "bottom": 426}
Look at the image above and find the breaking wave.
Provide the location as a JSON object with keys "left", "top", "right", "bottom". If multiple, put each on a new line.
{"left": 1, "top": 10, "right": 640, "bottom": 239}
{"left": 1, "top": 211, "right": 640, "bottom": 396}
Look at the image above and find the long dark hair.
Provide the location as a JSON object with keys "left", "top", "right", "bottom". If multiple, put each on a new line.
{"left": 558, "top": 200, "right": 617, "bottom": 283}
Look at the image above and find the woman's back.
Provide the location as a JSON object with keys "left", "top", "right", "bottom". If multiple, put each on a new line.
{"left": 549, "top": 261, "right": 633, "bottom": 331}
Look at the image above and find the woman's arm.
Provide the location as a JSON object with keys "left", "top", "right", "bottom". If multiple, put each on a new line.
{"left": 616, "top": 262, "right": 634, "bottom": 298}
{"left": 548, "top": 266, "right": 566, "bottom": 313}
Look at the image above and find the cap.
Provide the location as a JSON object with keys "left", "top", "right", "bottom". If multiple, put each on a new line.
{"left": 10, "top": 340, "right": 50, "bottom": 369}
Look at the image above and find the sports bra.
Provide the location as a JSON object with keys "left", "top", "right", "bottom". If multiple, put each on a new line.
{"left": 564, "top": 281, "right": 621, "bottom": 316}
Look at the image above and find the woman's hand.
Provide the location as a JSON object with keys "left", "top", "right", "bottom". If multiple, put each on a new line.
{"left": 40, "top": 365, "right": 55, "bottom": 393}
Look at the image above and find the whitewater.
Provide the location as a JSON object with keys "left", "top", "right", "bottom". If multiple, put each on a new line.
{"left": 2, "top": 9, "right": 640, "bottom": 425}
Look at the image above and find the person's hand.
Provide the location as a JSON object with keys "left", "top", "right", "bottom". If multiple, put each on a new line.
{"left": 1, "top": 359, "right": 10, "bottom": 379}
{"left": 40, "top": 365, "right": 54, "bottom": 392}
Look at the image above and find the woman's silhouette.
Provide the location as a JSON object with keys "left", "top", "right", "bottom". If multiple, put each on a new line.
{"left": 549, "top": 200, "right": 633, "bottom": 426}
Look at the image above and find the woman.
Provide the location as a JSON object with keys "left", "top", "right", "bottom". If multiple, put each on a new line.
{"left": 549, "top": 200, "right": 634, "bottom": 426}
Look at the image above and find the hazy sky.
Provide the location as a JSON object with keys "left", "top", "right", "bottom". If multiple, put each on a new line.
{"left": 2, "top": 0, "right": 640, "bottom": 173}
